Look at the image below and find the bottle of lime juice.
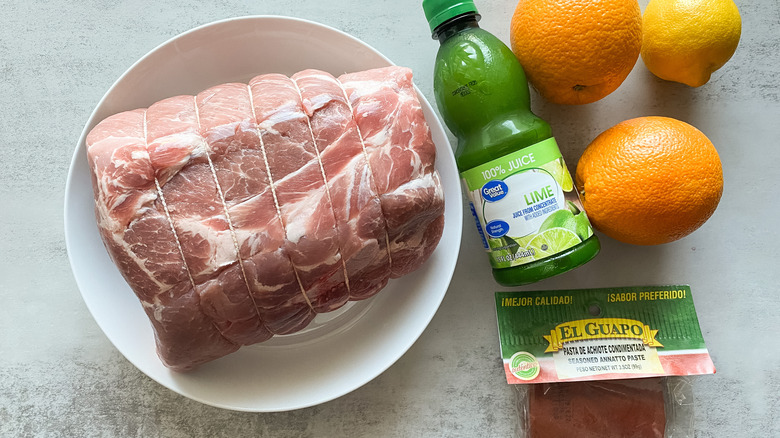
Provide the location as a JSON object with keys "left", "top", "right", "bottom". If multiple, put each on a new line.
{"left": 423, "top": 0, "right": 600, "bottom": 286}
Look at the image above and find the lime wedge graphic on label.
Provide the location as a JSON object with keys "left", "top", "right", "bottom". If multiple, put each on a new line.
{"left": 514, "top": 234, "right": 536, "bottom": 248}
{"left": 574, "top": 212, "right": 593, "bottom": 240}
{"left": 561, "top": 170, "right": 574, "bottom": 192}
{"left": 544, "top": 158, "right": 574, "bottom": 192}
{"left": 528, "top": 227, "right": 582, "bottom": 260}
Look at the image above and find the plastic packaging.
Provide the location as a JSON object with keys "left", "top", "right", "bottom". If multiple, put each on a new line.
{"left": 513, "top": 377, "right": 695, "bottom": 438}
{"left": 494, "top": 286, "right": 714, "bottom": 437}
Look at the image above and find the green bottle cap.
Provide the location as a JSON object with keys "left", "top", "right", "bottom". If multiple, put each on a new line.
{"left": 422, "top": 0, "right": 479, "bottom": 34}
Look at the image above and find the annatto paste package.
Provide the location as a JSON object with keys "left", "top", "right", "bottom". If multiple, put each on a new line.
{"left": 495, "top": 285, "right": 715, "bottom": 438}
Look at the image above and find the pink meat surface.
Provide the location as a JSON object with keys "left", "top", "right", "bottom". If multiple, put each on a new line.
{"left": 249, "top": 74, "right": 349, "bottom": 313}
{"left": 145, "top": 96, "right": 271, "bottom": 347}
{"left": 293, "top": 69, "right": 391, "bottom": 300}
{"left": 86, "top": 66, "right": 444, "bottom": 370}
{"left": 339, "top": 67, "right": 445, "bottom": 278}
{"left": 195, "top": 83, "right": 315, "bottom": 335}
{"left": 86, "top": 109, "right": 238, "bottom": 371}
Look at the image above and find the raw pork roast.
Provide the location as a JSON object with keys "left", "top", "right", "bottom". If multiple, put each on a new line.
{"left": 86, "top": 66, "right": 445, "bottom": 371}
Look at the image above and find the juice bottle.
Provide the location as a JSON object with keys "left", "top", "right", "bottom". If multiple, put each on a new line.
{"left": 422, "top": 0, "right": 600, "bottom": 286}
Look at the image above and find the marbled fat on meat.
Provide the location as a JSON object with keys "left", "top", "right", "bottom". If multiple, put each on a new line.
{"left": 339, "top": 67, "right": 445, "bottom": 278}
{"left": 196, "top": 83, "right": 314, "bottom": 335}
{"left": 293, "top": 69, "right": 392, "bottom": 300}
{"left": 250, "top": 74, "right": 350, "bottom": 313}
{"left": 145, "top": 96, "right": 272, "bottom": 347}
{"left": 86, "top": 66, "right": 444, "bottom": 370}
{"left": 86, "top": 109, "right": 238, "bottom": 371}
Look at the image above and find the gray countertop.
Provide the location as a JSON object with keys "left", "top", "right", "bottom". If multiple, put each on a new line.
{"left": 2, "top": 0, "right": 778, "bottom": 436}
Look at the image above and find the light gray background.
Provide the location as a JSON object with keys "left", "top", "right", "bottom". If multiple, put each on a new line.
{"left": 2, "top": 0, "right": 777, "bottom": 436}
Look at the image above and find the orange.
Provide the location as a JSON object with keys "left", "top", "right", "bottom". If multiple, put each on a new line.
{"left": 510, "top": 0, "right": 642, "bottom": 105}
{"left": 574, "top": 117, "right": 723, "bottom": 246}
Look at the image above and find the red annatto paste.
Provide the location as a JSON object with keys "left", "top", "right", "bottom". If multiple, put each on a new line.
{"left": 528, "top": 378, "right": 666, "bottom": 438}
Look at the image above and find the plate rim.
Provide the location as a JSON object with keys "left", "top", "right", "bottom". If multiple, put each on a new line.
{"left": 64, "top": 14, "right": 462, "bottom": 412}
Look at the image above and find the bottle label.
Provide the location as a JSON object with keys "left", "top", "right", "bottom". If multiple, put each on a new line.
{"left": 460, "top": 138, "right": 594, "bottom": 269}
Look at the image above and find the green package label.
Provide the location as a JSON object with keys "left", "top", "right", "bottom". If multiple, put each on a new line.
{"left": 460, "top": 138, "right": 594, "bottom": 269}
{"left": 494, "top": 285, "right": 716, "bottom": 384}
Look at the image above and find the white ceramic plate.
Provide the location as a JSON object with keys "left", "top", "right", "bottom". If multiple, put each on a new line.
{"left": 64, "top": 16, "right": 462, "bottom": 412}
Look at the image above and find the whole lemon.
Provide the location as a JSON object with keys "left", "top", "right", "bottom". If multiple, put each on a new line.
{"left": 641, "top": 0, "right": 742, "bottom": 87}
{"left": 574, "top": 117, "right": 723, "bottom": 246}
